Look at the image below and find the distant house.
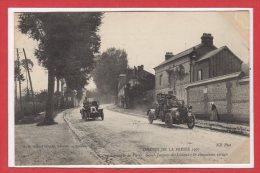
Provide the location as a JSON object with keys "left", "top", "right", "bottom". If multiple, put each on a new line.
{"left": 118, "top": 65, "right": 155, "bottom": 108}
{"left": 154, "top": 33, "right": 249, "bottom": 123}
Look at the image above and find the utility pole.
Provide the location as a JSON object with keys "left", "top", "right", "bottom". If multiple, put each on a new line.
{"left": 16, "top": 48, "right": 24, "bottom": 115}
{"left": 22, "top": 48, "right": 36, "bottom": 115}
{"left": 15, "top": 65, "right": 18, "bottom": 102}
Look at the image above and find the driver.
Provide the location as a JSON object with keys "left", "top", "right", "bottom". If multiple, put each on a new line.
{"left": 83, "top": 96, "right": 90, "bottom": 108}
{"left": 92, "top": 101, "right": 99, "bottom": 109}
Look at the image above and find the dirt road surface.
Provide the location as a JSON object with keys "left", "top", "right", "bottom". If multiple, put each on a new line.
{"left": 15, "top": 111, "right": 103, "bottom": 165}
{"left": 65, "top": 105, "right": 250, "bottom": 165}
{"left": 15, "top": 105, "right": 250, "bottom": 165}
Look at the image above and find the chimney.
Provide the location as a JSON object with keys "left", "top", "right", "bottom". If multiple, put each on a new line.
{"left": 138, "top": 65, "right": 144, "bottom": 71}
{"left": 165, "top": 52, "right": 174, "bottom": 61}
{"left": 201, "top": 33, "right": 213, "bottom": 46}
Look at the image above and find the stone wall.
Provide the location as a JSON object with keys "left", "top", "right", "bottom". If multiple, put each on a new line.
{"left": 187, "top": 77, "right": 250, "bottom": 123}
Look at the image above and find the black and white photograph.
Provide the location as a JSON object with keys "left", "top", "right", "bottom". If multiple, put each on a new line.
{"left": 9, "top": 9, "right": 253, "bottom": 167}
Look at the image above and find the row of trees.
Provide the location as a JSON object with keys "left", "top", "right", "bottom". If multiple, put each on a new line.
{"left": 14, "top": 48, "right": 36, "bottom": 118}
{"left": 14, "top": 54, "right": 34, "bottom": 101}
{"left": 18, "top": 12, "right": 103, "bottom": 125}
{"left": 92, "top": 48, "right": 128, "bottom": 96}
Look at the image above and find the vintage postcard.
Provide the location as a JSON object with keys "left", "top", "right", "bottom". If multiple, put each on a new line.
{"left": 8, "top": 8, "right": 253, "bottom": 168}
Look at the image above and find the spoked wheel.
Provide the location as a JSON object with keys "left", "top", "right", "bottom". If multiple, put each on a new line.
{"left": 187, "top": 114, "right": 195, "bottom": 129}
{"left": 159, "top": 111, "right": 165, "bottom": 122}
{"left": 82, "top": 111, "right": 87, "bottom": 120}
{"left": 165, "top": 113, "right": 173, "bottom": 128}
{"left": 85, "top": 112, "right": 90, "bottom": 121}
{"left": 148, "top": 111, "right": 154, "bottom": 124}
{"left": 81, "top": 110, "right": 85, "bottom": 120}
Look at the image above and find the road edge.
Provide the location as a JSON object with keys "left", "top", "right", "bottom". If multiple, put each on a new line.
{"left": 106, "top": 105, "right": 250, "bottom": 136}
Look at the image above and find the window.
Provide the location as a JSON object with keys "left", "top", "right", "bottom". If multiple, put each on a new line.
{"left": 198, "top": 69, "right": 203, "bottom": 80}
{"left": 159, "top": 74, "right": 163, "bottom": 86}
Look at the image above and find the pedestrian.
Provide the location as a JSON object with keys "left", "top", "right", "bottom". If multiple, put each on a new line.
{"left": 210, "top": 102, "right": 219, "bottom": 121}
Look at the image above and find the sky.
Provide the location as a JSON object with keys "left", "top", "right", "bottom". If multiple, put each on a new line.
{"left": 14, "top": 11, "right": 250, "bottom": 92}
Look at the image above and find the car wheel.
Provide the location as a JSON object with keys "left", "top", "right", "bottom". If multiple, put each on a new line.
{"left": 81, "top": 110, "right": 84, "bottom": 120}
{"left": 82, "top": 111, "right": 86, "bottom": 120}
{"left": 159, "top": 110, "right": 165, "bottom": 122}
{"left": 187, "top": 114, "right": 195, "bottom": 129}
{"left": 85, "top": 112, "right": 90, "bottom": 121}
{"left": 148, "top": 111, "right": 153, "bottom": 124}
{"left": 165, "top": 113, "right": 173, "bottom": 128}
{"left": 101, "top": 113, "right": 104, "bottom": 121}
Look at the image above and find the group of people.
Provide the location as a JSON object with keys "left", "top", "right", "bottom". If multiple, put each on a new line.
{"left": 83, "top": 97, "right": 99, "bottom": 109}
{"left": 157, "top": 93, "right": 220, "bottom": 121}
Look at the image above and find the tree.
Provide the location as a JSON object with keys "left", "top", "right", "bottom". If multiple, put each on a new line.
{"left": 21, "top": 58, "right": 34, "bottom": 99}
{"left": 14, "top": 60, "right": 25, "bottom": 98}
{"left": 63, "top": 66, "right": 91, "bottom": 107}
{"left": 93, "top": 48, "right": 128, "bottom": 95}
{"left": 14, "top": 59, "right": 25, "bottom": 113}
{"left": 18, "top": 12, "right": 103, "bottom": 125}
{"left": 166, "top": 64, "right": 188, "bottom": 94}
{"left": 35, "top": 90, "right": 48, "bottom": 103}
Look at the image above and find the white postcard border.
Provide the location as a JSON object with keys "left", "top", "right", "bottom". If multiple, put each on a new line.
{"left": 8, "top": 7, "right": 254, "bottom": 168}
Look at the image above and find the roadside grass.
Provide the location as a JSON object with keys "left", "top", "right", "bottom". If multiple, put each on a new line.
{"left": 15, "top": 99, "right": 69, "bottom": 125}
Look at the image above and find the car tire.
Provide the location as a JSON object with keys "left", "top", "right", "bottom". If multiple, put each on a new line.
{"left": 187, "top": 114, "right": 195, "bottom": 129}
{"left": 82, "top": 111, "right": 86, "bottom": 120}
{"left": 165, "top": 113, "right": 173, "bottom": 128}
{"left": 85, "top": 112, "right": 90, "bottom": 121}
{"left": 101, "top": 113, "right": 104, "bottom": 121}
{"left": 159, "top": 110, "right": 165, "bottom": 122}
{"left": 148, "top": 111, "right": 153, "bottom": 124}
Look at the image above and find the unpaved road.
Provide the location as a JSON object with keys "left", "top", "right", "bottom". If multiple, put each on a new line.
{"left": 15, "top": 111, "right": 103, "bottom": 165}
{"left": 64, "top": 105, "right": 250, "bottom": 165}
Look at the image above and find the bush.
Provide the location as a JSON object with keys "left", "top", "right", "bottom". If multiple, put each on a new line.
{"left": 15, "top": 101, "right": 45, "bottom": 121}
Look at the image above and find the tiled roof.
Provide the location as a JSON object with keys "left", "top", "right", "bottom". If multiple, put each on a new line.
{"left": 154, "top": 44, "right": 202, "bottom": 69}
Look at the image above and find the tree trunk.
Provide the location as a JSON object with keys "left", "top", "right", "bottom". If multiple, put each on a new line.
{"left": 23, "top": 48, "right": 36, "bottom": 115}
{"left": 18, "top": 79, "right": 23, "bottom": 112}
{"left": 15, "top": 78, "right": 17, "bottom": 103}
{"left": 56, "top": 78, "right": 60, "bottom": 92}
{"left": 39, "top": 66, "right": 56, "bottom": 125}
{"left": 25, "top": 72, "right": 29, "bottom": 100}
{"left": 16, "top": 49, "right": 23, "bottom": 116}
{"left": 56, "top": 78, "right": 60, "bottom": 109}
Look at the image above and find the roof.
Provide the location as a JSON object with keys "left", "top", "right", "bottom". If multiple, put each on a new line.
{"left": 196, "top": 46, "right": 225, "bottom": 62}
{"left": 139, "top": 69, "right": 155, "bottom": 78}
{"left": 128, "top": 68, "right": 154, "bottom": 80}
{"left": 154, "top": 44, "right": 202, "bottom": 69}
{"left": 185, "top": 71, "right": 243, "bottom": 88}
{"left": 118, "top": 67, "right": 154, "bottom": 90}
{"left": 196, "top": 46, "right": 243, "bottom": 63}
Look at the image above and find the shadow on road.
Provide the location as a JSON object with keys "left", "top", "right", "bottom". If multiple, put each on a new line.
{"left": 79, "top": 119, "right": 103, "bottom": 123}
{"left": 151, "top": 123, "right": 191, "bottom": 130}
